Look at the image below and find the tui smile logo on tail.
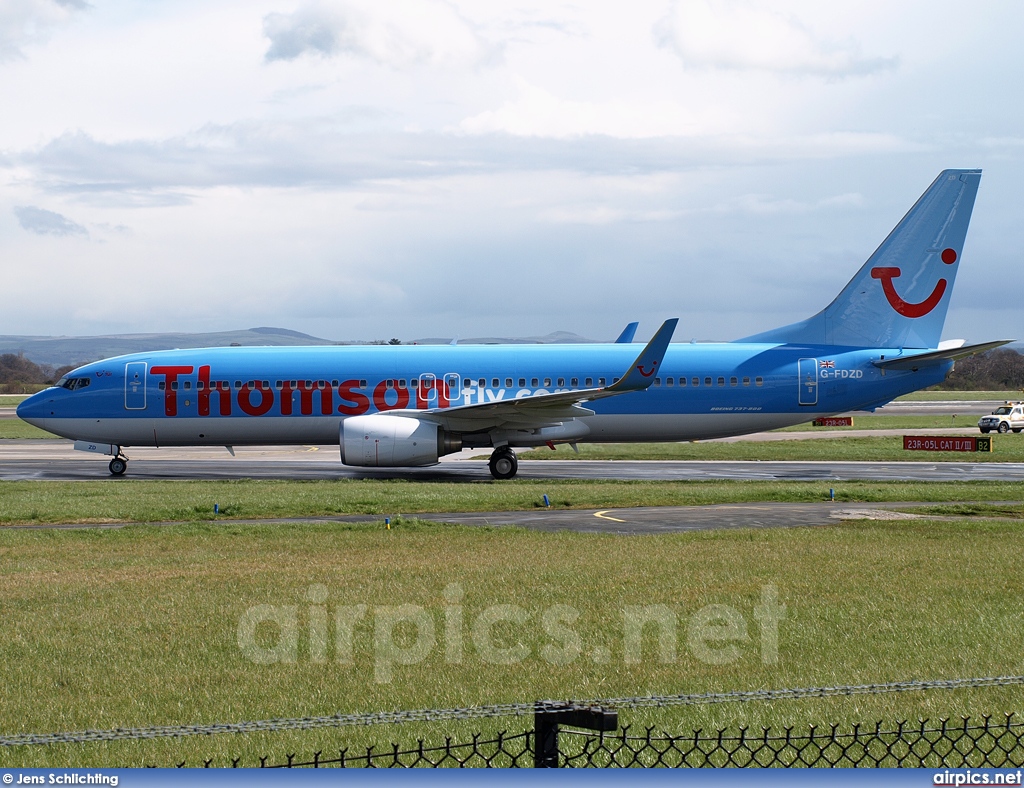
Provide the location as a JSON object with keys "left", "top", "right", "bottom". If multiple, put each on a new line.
{"left": 636, "top": 362, "right": 657, "bottom": 377}
{"left": 870, "top": 247, "right": 957, "bottom": 318}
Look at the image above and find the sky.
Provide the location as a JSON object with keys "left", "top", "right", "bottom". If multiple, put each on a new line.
{"left": 1, "top": 0, "right": 1022, "bottom": 344}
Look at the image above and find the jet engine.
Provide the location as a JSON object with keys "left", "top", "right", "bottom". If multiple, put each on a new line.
{"left": 340, "top": 414, "right": 462, "bottom": 467}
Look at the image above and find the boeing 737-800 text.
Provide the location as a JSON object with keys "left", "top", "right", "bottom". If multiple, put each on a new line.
{"left": 17, "top": 170, "right": 1010, "bottom": 479}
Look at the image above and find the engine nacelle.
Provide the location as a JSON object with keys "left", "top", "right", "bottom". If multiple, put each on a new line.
{"left": 340, "top": 415, "right": 461, "bottom": 467}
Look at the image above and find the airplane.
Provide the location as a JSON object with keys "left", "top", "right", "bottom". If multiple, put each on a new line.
{"left": 17, "top": 169, "right": 1011, "bottom": 480}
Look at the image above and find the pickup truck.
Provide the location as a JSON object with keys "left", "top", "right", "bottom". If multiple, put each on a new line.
{"left": 978, "top": 402, "right": 1024, "bottom": 434}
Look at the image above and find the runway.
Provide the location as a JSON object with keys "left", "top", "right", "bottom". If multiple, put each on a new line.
{"left": 3, "top": 440, "right": 1024, "bottom": 482}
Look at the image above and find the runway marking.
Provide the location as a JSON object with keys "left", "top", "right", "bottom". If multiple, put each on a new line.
{"left": 594, "top": 510, "right": 627, "bottom": 523}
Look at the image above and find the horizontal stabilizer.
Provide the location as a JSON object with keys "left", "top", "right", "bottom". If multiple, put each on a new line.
{"left": 872, "top": 340, "right": 1014, "bottom": 371}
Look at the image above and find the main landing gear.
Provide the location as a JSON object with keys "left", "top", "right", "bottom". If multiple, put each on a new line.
{"left": 108, "top": 455, "right": 128, "bottom": 476}
{"left": 488, "top": 447, "right": 518, "bottom": 480}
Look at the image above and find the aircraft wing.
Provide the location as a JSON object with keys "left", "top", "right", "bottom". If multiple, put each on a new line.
{"left": 871, "top": 340, "right": 1014, "bottom": 371}
{"left": 388, "top": 318, "right": 678, "bottom": 432}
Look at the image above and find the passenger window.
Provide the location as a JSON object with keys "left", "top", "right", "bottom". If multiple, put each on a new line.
{"left": 704, "top": 377, "right": 712, "bottom": 386}
{"left": 557, "top": 378, "right": 565, "bottom": 387}
{"left": 531, "top": 378, "right": 539, "bottom": 387}
{"left": 717, "top": 377, "right": 725, "bottom": 386}
{"left": 654, "top": 378, "right": 661, "bottom": 386}
{"left": 492, "top": 378, "right": 499, "bottom": 388}
{"left": 571, "top": 378, "right": 578, "bottom": 387}
{"left": 171, "top": 381, "right": 178, "bottom": 390}
{"left": 359, "top": 380, "right": 367, "bottom": 388}
{"left": 755, "top": 376, "right": 764, "bottom": 387}
{"left": 585, "top": 378, "right": 593, "bottom": 387}
{"left": 183, "top": 381, "right": 191, "bottom": 390}
{"left": 479, "top": 379, "right": 486, "bottom": 388}
{"left": 199, "top": 381, "right": 207, "bottom": 390}
{"left": 743, "top": 377, "right": 750, "bottom": 386}
{"left": 544, "top": 378, "right": 552, "bottom": 387}
{"left": 598, "top": 378, "right": 606, "bottom": 386}
{"left": 463, "top": 379, "right": 471, "bottom": 389}
{"left": 332, "top": 380, "right": 339, "bottom": 387}
{"left": 398, "top": 379, "right": 406, "bottom": 388}
{"left": 506, "top": 378, "right": 513, "bottom": 388}
{"left": 158, "top": 382, "right": 165, "bottom": 390}
{"left": 666, "top": 378, "right": 674, "bottom": 387}
{"left": 730, "top": 377, "right": 737, "bottom": 386}
{"left": 519, "top": 378, "right": 526, "bottom": 387}
{"left": 692, "top": 377, "right": 699, "bottom": 387}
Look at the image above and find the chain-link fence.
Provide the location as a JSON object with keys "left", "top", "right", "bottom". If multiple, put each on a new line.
{"left": 7, "top": 676, "right": 1024, "bottom": 768}
{"left": 168, "top": 713, "right": 1024, "bottom": 768}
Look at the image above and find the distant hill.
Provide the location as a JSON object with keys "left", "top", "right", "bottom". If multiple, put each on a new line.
{"left": 0, "top": 327, "right": 339, "bottom": 368}
{"left": 0, "top": 328, "right": 606, "bottom": 367}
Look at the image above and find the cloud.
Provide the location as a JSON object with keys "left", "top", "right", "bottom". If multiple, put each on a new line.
{"left": 263, "top": 0, "right": 490, "bottom": 68}
{"left": 14, "top": 205, "right": 87, "bottom": 236}
{"left": 11, "top": 123, "right": 917, "bottom": 201}
{"left": 458, "top": 77, "right": 713, "bottom": 139}
{"left": 654, "top": 0, "right": 897, "bottom": 78}
{"left": 0, "top": 0, "right": 89, "bottom": 62}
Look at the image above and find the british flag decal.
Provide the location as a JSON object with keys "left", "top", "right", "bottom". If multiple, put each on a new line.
{"left": 820, "top": 360, "right": 835, "bottom": 368}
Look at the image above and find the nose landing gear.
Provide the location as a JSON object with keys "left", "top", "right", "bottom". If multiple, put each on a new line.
{"left": 108, "top": 455, "right": 128, "bottom": 476}
{"left": 488, "top": 447, "right": 518, "bottom": 480}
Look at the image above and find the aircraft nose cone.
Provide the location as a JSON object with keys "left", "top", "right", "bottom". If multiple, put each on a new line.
{"left": 16, "top": 390, "right": 55, "bottom": 426}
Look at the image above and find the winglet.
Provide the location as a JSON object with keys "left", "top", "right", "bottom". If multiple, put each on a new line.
{"left": 614, "top": 322, "right": 639, "bottom": 343}
{"left": 608, "top": 318, "right": 678, "bottom": 392}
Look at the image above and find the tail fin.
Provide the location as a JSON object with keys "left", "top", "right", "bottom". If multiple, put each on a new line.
{"left": 739, "top": 169, "right": 981, "bottom": 349}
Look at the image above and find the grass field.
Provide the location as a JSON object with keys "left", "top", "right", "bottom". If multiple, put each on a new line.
{"left": 2, "top": 513, "right": 1024, "bottom": 767}
{"left": 2, "top": 394, "right": 1022, "bottom": 765}
{"left": 1, "top": 478, "right": 1024, "bottom": 525}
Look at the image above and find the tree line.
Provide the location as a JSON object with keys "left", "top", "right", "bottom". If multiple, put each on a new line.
{"left": 937, "top": 347, "right": 1024, "bottom": 391}
{"left": 0, "top": 354, "right": 75, "bottom": 394}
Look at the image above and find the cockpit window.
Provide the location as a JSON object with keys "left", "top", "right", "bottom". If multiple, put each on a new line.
{"left": 59, "top": 377, "right": 91, "bottom": 391}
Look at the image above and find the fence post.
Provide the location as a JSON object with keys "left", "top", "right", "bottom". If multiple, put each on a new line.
{"left": 533, "top": 702, "right": 619, "bottom": 768}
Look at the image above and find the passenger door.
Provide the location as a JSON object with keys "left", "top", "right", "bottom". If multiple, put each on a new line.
{"left": 798, "top": 358, "right": 818, "bottom": 406}
{"left": 125, "top": 362, "right": 147, "bottom": 410}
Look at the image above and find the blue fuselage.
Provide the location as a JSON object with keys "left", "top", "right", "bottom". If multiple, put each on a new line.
{"left": 17, "top": 342, "right": 948, "bottom": 448}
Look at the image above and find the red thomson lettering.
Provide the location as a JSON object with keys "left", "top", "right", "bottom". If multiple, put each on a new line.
{"left": 150, "top": 365, "right": 194, "bottom": 417}
{"left": 297, "top": 380, "right": 333, "bottom": 416}
{"left": 198, "top": 365, "right": 232, "bottom": 416}
{"left": 374, "top": 380, "right": 410, "bottom": 412}
{"left": 238, "top": 381, "right": 275, "bottom": 416}
{"left": 337, "top": 380, "right": 370, "bottom": 415}
{"left": 279, "top": 380, "right": 295, "bottom": 415}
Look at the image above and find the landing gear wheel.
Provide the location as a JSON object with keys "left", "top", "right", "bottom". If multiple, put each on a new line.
{"left": 999, "top": 422, "right": 1010, "bottom": 434}
{"left": 108, "top": 457, "right": 128, "bottom": 476}
{"left": 488, "top": 448, "right": 518, "bottom": 480}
